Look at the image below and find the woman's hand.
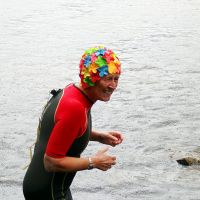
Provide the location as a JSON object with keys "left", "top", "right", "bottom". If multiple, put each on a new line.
{"left": 92, "top": 147, "right": 116, "bottom": 171}
{"left": 90, "top": 130, "right": 123, "bottom": 147}
{"left": 98, "top": 131, "right": 123, "bottom": 147}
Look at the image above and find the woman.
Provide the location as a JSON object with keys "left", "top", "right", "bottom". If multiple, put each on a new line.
{"left": 23, "top": 46, "right": 123, "bottom": 200}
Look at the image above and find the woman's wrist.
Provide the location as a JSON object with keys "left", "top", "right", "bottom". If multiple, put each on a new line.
{"left": 87, "top": 157, "right": 94, "bottom": 170}
{"left": 98, "top": 133, "right": 104, "bottom": 143}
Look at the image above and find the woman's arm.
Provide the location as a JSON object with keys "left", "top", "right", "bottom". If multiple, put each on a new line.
{"left": 90, "top": 130, "right": 123, "bottom": 146}
{"left": 44, "top": 147, "right": 116, "bottom": 173}
{"left": 44, "top": 154, "right": 89, "bottom": 172}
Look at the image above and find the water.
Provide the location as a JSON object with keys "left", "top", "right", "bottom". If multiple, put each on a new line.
{"left": 1, "top": 0, "right": 200, "bottom": 199}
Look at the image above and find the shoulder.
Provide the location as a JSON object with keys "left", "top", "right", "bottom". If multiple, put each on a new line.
{"left": 61, "top": 93, "right": 85, "bottom": 112}
{"left": 55, "top": 90, "right": 86, "bottom": 121}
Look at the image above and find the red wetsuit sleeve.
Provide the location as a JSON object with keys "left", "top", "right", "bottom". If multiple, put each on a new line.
{"left": 45, "top": 98, "right": 87, "bottom": 158}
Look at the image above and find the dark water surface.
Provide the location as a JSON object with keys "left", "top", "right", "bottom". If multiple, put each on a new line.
{"left": 1, "top": 0, "right": 200, "bottom": 199}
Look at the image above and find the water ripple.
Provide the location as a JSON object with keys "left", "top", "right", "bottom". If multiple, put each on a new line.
{"left": 149, "top": 119, "right": 179, "bottom": 129}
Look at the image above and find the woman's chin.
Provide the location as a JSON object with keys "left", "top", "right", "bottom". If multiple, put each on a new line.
{"left": 99, "top": 95, "right": 111, "bottom": 102}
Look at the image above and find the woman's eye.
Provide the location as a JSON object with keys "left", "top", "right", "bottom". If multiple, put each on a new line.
{"left": 104, "top": 77, "right": 111, "bottom": 81}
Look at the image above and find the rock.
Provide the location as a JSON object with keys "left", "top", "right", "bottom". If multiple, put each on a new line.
{"left": 177, "top": 157, "right": 200, "bottom": 166}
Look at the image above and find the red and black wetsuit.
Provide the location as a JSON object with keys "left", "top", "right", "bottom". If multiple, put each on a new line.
{"left": 23, "top": 84, "right": 93, "bottom": 200}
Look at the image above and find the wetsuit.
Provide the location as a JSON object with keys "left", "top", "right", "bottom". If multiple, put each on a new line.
{"left": 23, "top": 84, "right": 93, "bottom": 200}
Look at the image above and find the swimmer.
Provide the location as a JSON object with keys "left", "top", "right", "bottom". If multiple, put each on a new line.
{"left": 23, "top": 46, "right": 123, "bottom": 200}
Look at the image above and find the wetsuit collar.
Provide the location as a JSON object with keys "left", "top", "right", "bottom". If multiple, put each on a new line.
{"left": 73, "top": 84, "right": 95, "bottom": 106}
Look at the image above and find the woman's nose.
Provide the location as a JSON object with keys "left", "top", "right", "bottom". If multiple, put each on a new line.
{"left": 108, "top": 79, "right": 118, "bottom": 89}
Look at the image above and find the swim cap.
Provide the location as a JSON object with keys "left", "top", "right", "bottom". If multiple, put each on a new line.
{"left": 79, "top": 46, "right": 121, "bottom": 88}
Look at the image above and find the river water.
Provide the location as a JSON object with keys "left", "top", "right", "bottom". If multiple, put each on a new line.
{"left": 1, "top": 0, "right": 200, "bottom": 199}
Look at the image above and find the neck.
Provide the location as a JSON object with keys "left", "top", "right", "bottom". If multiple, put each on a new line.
{"left": 76, "top": 84, "right": 97, "bottom": 103}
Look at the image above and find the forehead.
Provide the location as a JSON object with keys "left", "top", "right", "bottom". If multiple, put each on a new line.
{"left": 102, "top": 74, "right": 120, "bottom": 79}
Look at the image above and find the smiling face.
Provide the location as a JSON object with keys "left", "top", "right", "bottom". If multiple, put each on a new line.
{"left": 84, "top": 73, "right": 120, "bottom": 102}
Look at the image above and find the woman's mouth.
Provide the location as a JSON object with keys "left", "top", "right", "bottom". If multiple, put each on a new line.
{"left": 104, "top": 89, "right": 114, "bottom": 95}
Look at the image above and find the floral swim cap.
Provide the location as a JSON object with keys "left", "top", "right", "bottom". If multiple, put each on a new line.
{"left": 79, "top": 46, "right": 121, "bottom": 88}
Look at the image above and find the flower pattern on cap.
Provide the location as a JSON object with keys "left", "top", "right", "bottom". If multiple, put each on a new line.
{"left": 79, "top": 46, "right": 121, "bottom": 88}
